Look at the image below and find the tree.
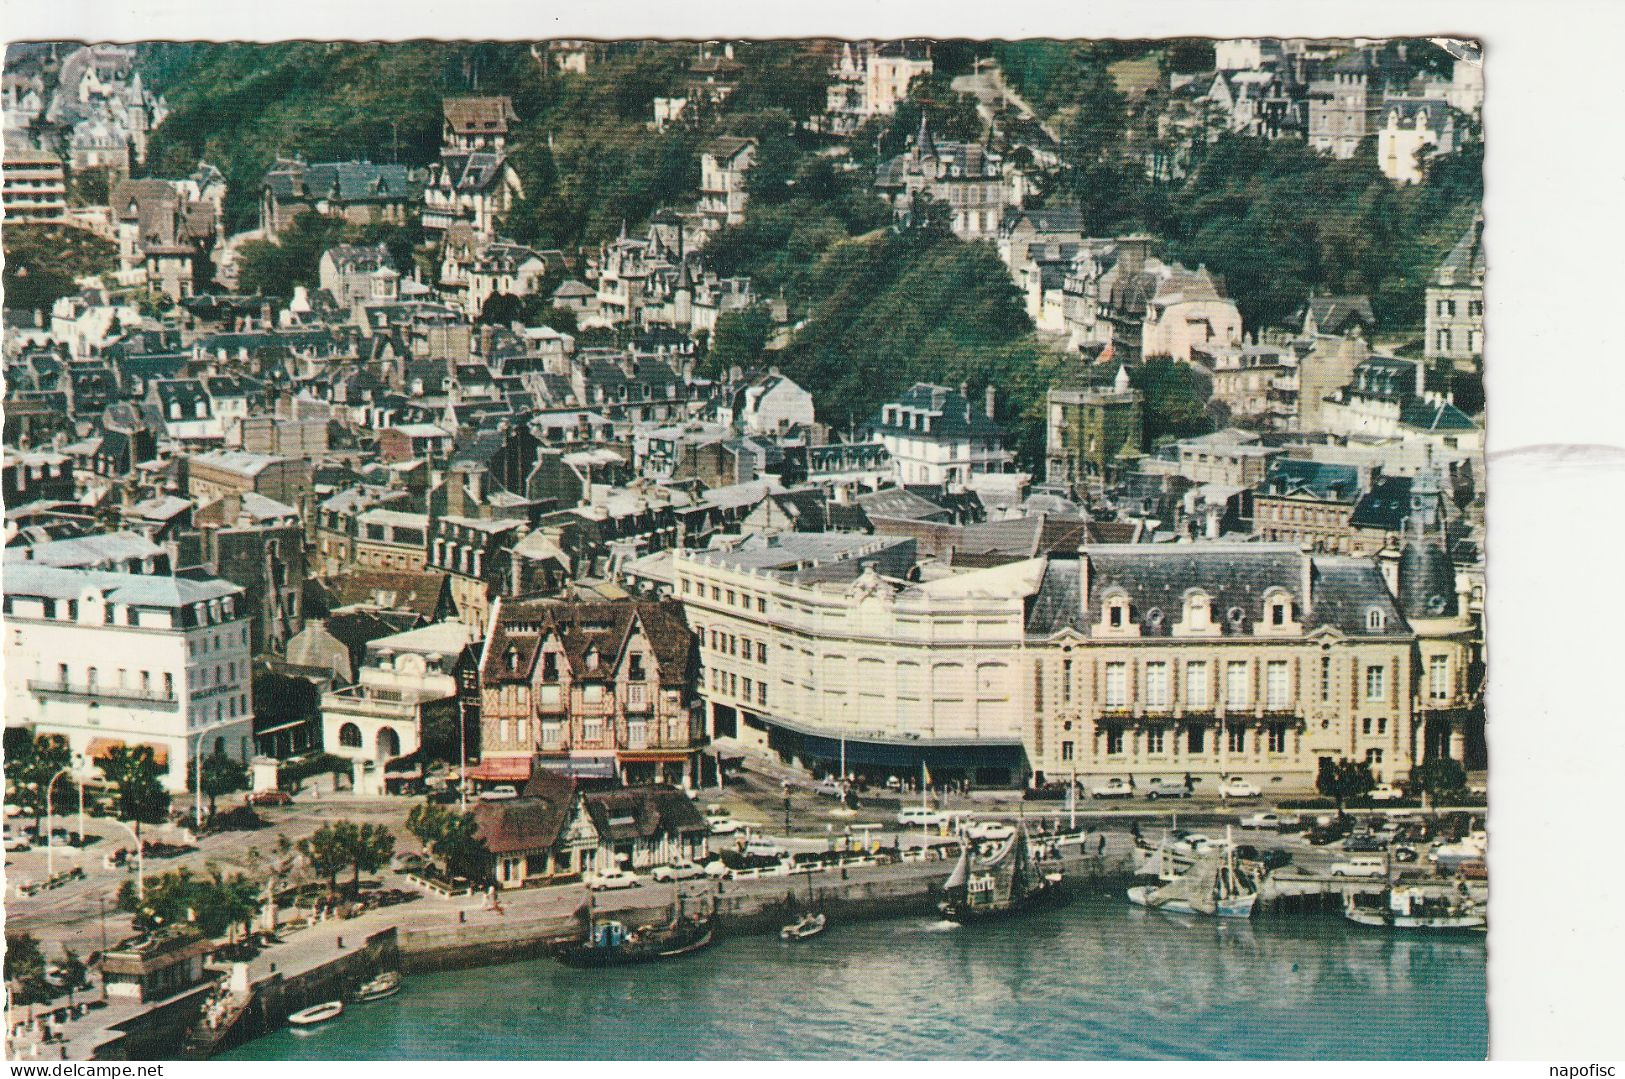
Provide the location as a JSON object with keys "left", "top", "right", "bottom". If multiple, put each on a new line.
{"left": 1129, "top": 357, "right": 1218, "bottom": 447}
{"left": 57, "top": 948, "right": 89, "bottom": 1005}
{"left": 4, "top": 733, "right": 72, "bottom": 829}
{"left": 298, "top": 822, "right": 355, "bottom": 899}
{"left": 705, "top": 304, "right": 774, "bottom": 376}
{"left": 1316, "top": 757, "right": 1376, "bottom": 819}
{"left": 97, "top": 745, "right": 170, "bottom": 836}
{"left": 1409, "top": 757, "right": 1468, "bottom": 806}
{"left": 4, "top": 932, "right": 52, "bottom": 1011}
{"left": 478, "top": 291, "right": 525, "bottom": 325}
{"left": 348, "top": 822, "right": 396, "bottom": 892}
{"left": 194, "top": 753, "right": 249, "bottom": 816}
{"left": 406, "top": 801, "right": 489, "bottom": 883}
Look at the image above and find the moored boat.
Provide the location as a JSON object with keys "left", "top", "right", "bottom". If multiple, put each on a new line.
{"left": 1344, "top": 886, "right": 1486, "bottom": 932}
{"left": 288, "top": 1000, "right": 344, "bottom": 1027}
{"left": 1128, "top": 828, "right": 1258, "bottom": 919}
{"left": 552, "top": 916, "right": 715, "bottom": 967}
{"left": 781, "top": 912, "right": 827, "bottom": 940}
{"left": 939, "top": 825, "right": 1067, "bottom": 922}
{"left": 356, "top": 971, "right": 401, "bottom": 1001}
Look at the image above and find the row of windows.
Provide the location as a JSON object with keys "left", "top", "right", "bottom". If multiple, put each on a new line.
{"left": 1086, "top": 657, "right": 1403, "bottom": 709}
{"left": 1435, "top": 328, "right": 1483, "bottom": 352}
{"left": 59, "top": 663, "right": 174, "bottom": 698}
{"left": 189, "top": 627, "right": 249, "bottom": 655}
{"left": 701, "top": 627, "right": 767, "bottom": 664}
{"left": 1083, "top": 721, "right": 1286, "bottom": 757}
{"left": 1434, "top": 299, "right": 1484, "bottom": 318}
{"left": 708, "top": 668, "right": 768, "bottom": 707}
{"left": 681, "top": 577, "right": 769, "bottom": 615}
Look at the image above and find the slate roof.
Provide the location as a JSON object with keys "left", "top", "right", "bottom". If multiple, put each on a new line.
{"left": 264, "top": 160, "right": 424, "bottom": 204}
{"left": 483, "top": 599, "right": 693, "bottom": 686}
{"left": 1349, "top": 476, "right": 1412, "bottom": 531}
{"left": 1304, "top": 294, "right": 1375, "bottom": 336}
{"left": 1399, "top": 398, "right": 1478, "bottom": 432}
{"left": 4, "top": 564, "right": 240, "bottom": 608}
{"left": 855, "top": 487, "right": 952, "bottom": 523}
{"left": 1024, "top": 545, "right": 1409, "bottom": 640}
{"left": 869, "top": 383, "right": 1006, "bottom": 441}
{"left": 583, "top": 784, "right": 708, "bottom": 843}
{"left": 703, "top": 136, "right": 756, "bottom": 163}
{"left": 1261, "top": 459, "right": 1363, "bottom": 502}
{"left": 443, "top": 96, "right": 518, "bottom": 136}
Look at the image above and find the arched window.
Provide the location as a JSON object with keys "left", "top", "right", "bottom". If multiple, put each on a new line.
{"left": 1366, "top": 608, "right": 1386, "bottom": 632}
{"left": 377, "top": 727, "right": 401, "bottom": 759}
{"left": 338, "top": 723, "right": 363, "bottom": 748}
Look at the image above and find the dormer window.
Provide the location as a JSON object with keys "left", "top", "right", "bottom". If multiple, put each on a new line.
{"left": 542, "top": 652, "right": 558, "bottom": 682}
{"left": 1366, "top": 608, "right": 1386, "bottom": 632}
{"left": 505, "top": 646, "right": 518, "bottom": 673}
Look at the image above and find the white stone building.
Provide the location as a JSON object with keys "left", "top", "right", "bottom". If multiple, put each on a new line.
{"left": 4, "top": 565, "right": 255, "bottom": 793}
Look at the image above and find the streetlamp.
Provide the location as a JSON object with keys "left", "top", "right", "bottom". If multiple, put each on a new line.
{"left": 45, "top": 766, "right": 72, "bottom": 880}
{"left": 108, "top": 817, "right": 145, "bottom": 901}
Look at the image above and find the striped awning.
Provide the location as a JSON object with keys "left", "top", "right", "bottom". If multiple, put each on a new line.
{"left": 86, "top": 738, "right": 170, "bottom": 766}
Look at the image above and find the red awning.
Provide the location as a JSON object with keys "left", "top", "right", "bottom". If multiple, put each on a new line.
{"left": 464, "top": 757, "right": 533, "bottom": 782}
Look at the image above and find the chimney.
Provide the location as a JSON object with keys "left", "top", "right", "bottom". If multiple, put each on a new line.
{"left": 985, "top": 384, "right": 997, "bottom": 421}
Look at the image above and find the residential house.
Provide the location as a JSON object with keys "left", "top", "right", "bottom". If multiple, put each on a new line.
{"left": 1424, "top": 216, "right": 1484, "bottom": 372}
{"left": 260, "top": 158, "right": 425, "bottom": 235}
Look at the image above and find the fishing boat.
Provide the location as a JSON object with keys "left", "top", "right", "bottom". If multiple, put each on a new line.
{"left": 287, "top": 1000, "right": 344, "bottom": 1027}
{"left": 1344, "top": 886, "right": 1486, "bottom": 932}
{"left": 780, "top": 912, "right": 827, "bottom": 941}
{"left": 939, "top": 825, "right": 1066, "bottom": 922}
{"left": 1127, "top": 828, "right": 1258, "bottom": 919}
{"left": 355, "top": 971, "right": 401, "bottom": 1001}
{"left": 552, "top": 885, "right": 715, "bottom": 967}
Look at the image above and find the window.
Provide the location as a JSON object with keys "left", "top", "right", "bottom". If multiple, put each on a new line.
{"left": 1227, "top": 725, "right": 1246, "bottom": 754}
{"left": 584, "top": 719, "right": 602, "bottom": 742}
{"left": 1377, "top": 718, "right": 1388, "bottom": 735}
{"left": 163, "top": 673, "right": 174, "bottom": 698}
{"left": 1103, "top": 663, "right": 1126, "bottom": 707}
{"left": 1109, "top": 605, "right": 1123, "bottom": 628}
{"left": 629, "top": 653, "right": 646, "bottom": 681}
{"left": 1225, "top": 661, "right": 1249, "bottom": 709}
{"left": 1185, "top": 662, "right": 1209, "bottom": 707}
{"left": 583, "top": 683, "right": 604, "bottom": 704}
{"left": 1187, "top": 725, "right": 1205, "bottom": 753}
{"left": 1362, "top": 717, "right": 1372, "bottom": 736}
{"left": 1271, "top": 601, "right": 1287, "bottom": 626}
{"left": 757, "top": 597, "right": 767, "bottom": 614}
{"left": 1365, "top": 748, "right": 1384, "bottom": 766}
{"left": 1266, "top": 661, "right": 1289, "bottom": 708}
{"left": 757, "top": 642, "right": 767, "bottom": 664}
{"left": 1364, "top": 665, "right": 1386, "bottom": 702}
{"left": 1146, "top": 727, "right": 1165, "bottom": 754}
{"left": 726, "top": 590, "right": 735, "bottom": 606}
{"left": 1144, "top": 662, "right": 1168, "bottom": 708}
{"left": 1468, "top": 299, "right": 1483, "bottom": 317}
{"left": 1436, "top": 329, "right": 1452, "bottom": 351}
{"left": 742, "top": 677, "right": 753, "bottom": 699}
{"left": 1429, "top": 654, "right": 1449, "bottom": 699}
{"left": 728, "top": 673, "right": 737, "bottom": 696}
{"left": 339, "top": 723, "right": 362, "bottom": 748}
{"left": 1061, "top": 659, "right": 1073, "bottom": 705}
{"left": 757, "top": 683, "right": 767, "bottom": 706}
{"left": 1267, "top": 722, "right": 1288, "bottom": 754}
{"left": 681, "top": 579, "right": 691, "bottom": 595}
{"left": 1105, "top": 727, "right": 1124, "bottom": 755}
{"left": 1320, "top": 656, "right": 1332, "bottom": 702}
{"left": 1366, "top": 609, "right": 1386, "bottom": 632}
{"left": 543, "top": 653, "right": 559, "bottom": 681}
{"left": 710, "top": 585, "right": 720, "bottom": 601}
{"left": 1061, "top": 741, "right": 1074, "bottom": 762}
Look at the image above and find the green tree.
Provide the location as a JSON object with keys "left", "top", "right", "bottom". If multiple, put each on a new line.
{"left": 706, "top": 304, "right": 774, "bottom": 376}
{"left": 4, "top": 733, "right": 72, "bottom": 830}
{"left": 4, "top": 931, "right": 52, "bottom": 1011}
{"left": 57, "top": 947, "right": 90, "bottom": 1005}
{"left": 97, "top": 745, "right": 170, "bottom": 835}
{"left": 406, "top": 801, "right": 489, "bottom": 883}
{"left": 1129, "top": 357, "right": 1218, "bottom": 447}
{"left": 1409, "top": 757, "right": 1468, "bottom": 805}
{"left": 1316, "top": 757, "right": 1376, "bottom": 819}
{"left": 193, "top": 753, "right": 249, "bottom": 816}
{"left": 348, "top": 822, "right": 397, "bottom": 892}
{"left": 298, "top": 822, "right": 355, "bottom": 898}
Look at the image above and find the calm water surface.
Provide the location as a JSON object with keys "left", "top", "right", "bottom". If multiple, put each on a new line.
{"left": 224, "top": 900, "right": 1487, "bottom": 1060}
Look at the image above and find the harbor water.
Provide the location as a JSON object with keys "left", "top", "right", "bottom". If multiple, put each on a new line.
{"left": 223, "top": 899, "right": 1487, "bottom": 1060}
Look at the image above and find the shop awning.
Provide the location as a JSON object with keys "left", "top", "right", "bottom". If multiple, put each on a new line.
{"left": 86, "top": 738, "right": 170, "bottom": 767}
{"left": 616, "top": 751, "right": 692, "bottom": 764}
{"left": 535, "top": 757, "right": 617, "bottom": 779}
{"left": 465, "top": 757, "right": 534, "bottom": 782}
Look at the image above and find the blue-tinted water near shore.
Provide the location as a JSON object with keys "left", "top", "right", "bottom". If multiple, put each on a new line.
{"left": 223, "top": 900, "right": 1487, "bottom": 1060}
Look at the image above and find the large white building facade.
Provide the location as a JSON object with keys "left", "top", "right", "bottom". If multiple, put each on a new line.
{"left": 671, "top": 534, "right": 1480, "bottom": 792}
{"left": 4, "top": 565, "right": 255, "bottom": 793}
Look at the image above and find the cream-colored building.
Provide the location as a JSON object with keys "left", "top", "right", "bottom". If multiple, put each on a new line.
{"left": 672, "top": 531, "right": 1479, "bottom": 792}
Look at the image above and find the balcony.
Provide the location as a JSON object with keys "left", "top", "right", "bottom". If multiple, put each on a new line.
{"left": 322, "top": 686, "right": 420, "bottom": 721}
{"left": 29, "top": 680, "right": 179, "bottom": 712}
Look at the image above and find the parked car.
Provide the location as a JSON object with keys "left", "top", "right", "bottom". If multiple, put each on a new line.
{"left": 743, "top": 837, "right": 788, "bottom": 859}
{"left": 587, "top": 867, "right": 642, "bottom": 891}
{"left": 1240, "top": 812, "right": 1284, "bottom": 830}
{"left": 1329, "top": 854, "right": 1388, "bottom": 877}
{"left": 1144, "top": 779, "right": 1191, "bottom": 801}
{"left": 706, "top": 814, "right": 742, "bottom": 836}
{"left": 247, "top": 790, "right": 293, "bottom": 807}
{"left": 390, "top": 852, "right": 429, "bottom": 873}
{"left": 1091, "top": 778, "right": 1134, "bottom": 800}
{"left": 1342, "top": 832, "right": 1389, "bottom": 853}
{"left": 479, "top": 785, "right": 518, "bottom": 801}
{"left": 1218, "top": 777, "right": 1262, "bottom": 799}
{"left": 897, "top": 807, "right": 950, "bottom": 828}
{"left": 1391, "top": 845, "right": 1420, "bottom": 863}
{"left": 651, "top": 861, "right": 708, "bottom": 882}
{"left": 812, "top": 779, "right": 844, "bottom": 799}
{"left": 1307, "top": 818, "right": 1355, "bottom": 845}
{"left": 962, "top": 820, "right": 1016, "bottom": 842}
{"left": 1023, "top": 782, "right": 1076, "bottom": 802}
{"left": 1366, "top": 783, "right": 1405, "bottom": 802}
{"left": 1233, "top": 845, "right": 1293, "bottom": 872}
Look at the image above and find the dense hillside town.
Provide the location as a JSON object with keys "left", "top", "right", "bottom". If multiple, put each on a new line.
{"left": 2, "top": 37, "right": 1487, "bottom": 1060}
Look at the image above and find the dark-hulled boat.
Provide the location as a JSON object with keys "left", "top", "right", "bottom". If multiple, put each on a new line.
{"left": 939, "top": 826, "right": 1066, "bottom": 922}
{"left": 551, "top": 915, "right": 714, "bottom": 967}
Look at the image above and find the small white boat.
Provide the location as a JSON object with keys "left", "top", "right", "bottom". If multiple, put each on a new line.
{"left": 1345, "top": 886, "right": 1486, "bottom": 932}
{"left": 1128, "top": 827, "right": 1259, "bottom": 919}
{"left": 781, "top": 912, "right": 827, "bottom": 941}
{"left": 288, "top": 1000, "right": 344, "bottom": 1027}
{"left": 356, "top": 972, "right": 401, "bottom": 1001}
